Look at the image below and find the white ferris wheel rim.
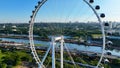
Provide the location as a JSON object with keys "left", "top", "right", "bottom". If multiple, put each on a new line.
{"left": 29, "top": 0, "right": 106, "bottom": 68}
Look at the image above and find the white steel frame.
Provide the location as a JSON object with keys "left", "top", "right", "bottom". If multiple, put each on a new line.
{"left": 29, "top": 0, "right": 106, "bottom": 68}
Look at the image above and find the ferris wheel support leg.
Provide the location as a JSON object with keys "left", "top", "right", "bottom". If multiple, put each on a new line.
{"left": 38, "top": 64, "right": 41, "bottom": 68}
{"left": 52, "top": 37, "right": 55, "bottom": 68}
{"left": 40, "top": 45, "right": 52, "bottom": 67}
{"left": 60, "top": 36, "right": 64, "bottom": 68}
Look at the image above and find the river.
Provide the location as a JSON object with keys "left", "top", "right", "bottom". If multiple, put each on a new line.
{"left": 107, "top": 36, "right": 120, "bottom": 39}
{"left": 0, "top": 37, "right": 120, "bottom": 56}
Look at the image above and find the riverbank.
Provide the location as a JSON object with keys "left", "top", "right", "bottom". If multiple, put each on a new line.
{"left": 0, "top": 35, "right": 120, "bottom": 50}
{"left": 0, "top": 37, "right": 120, "bottom": 57}
{"left": 0, "top": 43, "right": 120, "bottom": 59}
{"left": 0, "top": 35, "right": 102, "bottom": 45}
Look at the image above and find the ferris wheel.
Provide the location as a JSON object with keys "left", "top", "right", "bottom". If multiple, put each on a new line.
{"left": 29, "top": 0, "right": 106, "bottom": 68}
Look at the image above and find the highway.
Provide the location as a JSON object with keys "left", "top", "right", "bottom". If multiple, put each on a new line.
{"left": 56, "top": 59, "right": 96, "bottom": 68}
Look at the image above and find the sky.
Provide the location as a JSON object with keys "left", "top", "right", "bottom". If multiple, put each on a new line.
{"left": 0, "top": 0, "right": 120, "bottom": 23}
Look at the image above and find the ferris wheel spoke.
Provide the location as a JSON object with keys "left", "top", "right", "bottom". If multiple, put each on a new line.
{"left": 29, "top": 0, "right": 106, "bottom": 68}
{"left": 64, "top": 43, "right": 77, "bottom": 68}
{"left": 40, "top": 44, "right": 52, "bottom": 67}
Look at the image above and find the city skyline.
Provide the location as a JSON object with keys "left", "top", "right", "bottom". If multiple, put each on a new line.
{"left": 0, "top": 0, "right": 120, "bottom": 23}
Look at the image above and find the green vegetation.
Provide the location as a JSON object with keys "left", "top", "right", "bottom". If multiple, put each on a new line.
{"left": 91, "top": 34, "right": 102, "bottom": 38}
{"left": 1, "top": 23, "right": 120, "bottom": 48}
{"left": 0, "top": 46, "right": 120, "bottom": 68}
{"left": 0, "top": 23, "right": 120, "bottom": 67}
{"left": 35, "top": 44, "right": 43, "bottom": 46}
{"left": 0, "top": 23, "right": 101, "bottom": 39}
{"left": 0, "top": 50, "right": 32, "bottom": 68}
{"left": 37, "top": 50, "right": 120, "bottom": 68}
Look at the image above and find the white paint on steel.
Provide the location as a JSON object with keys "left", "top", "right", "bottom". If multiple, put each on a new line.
{"left": 60, "top": 36, "right": 64, "bottom": 68}
{"left": 29, "top": 0, "right": 106, "bottom": 68}
{"left": 52, "top": 37, "right": 56, "bottom": 68}
{"left": 54, "top": 36, "right": 62, "bottom": 41}
{"left": 83, "top": 0, "right": 106, "bottom": 68}
{"left": 40, "top": 45, "right": 52, "bottom": 68}
{"left": 64, "top": 44, "right": 77, "bottom": 68}
{"left": 29, "top": 0, "right": 47, "bottom": 68}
